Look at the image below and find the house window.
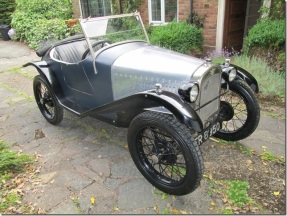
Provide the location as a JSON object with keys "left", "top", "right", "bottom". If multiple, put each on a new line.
{"left": 80, "top": 0, "right": 112, "bottom": 18}
{"left": 148, "top": 0, "right": 178, "bottom": 24}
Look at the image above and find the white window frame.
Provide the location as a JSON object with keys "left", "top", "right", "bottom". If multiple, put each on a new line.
{"left": 148, "top": 0, "right": 178, "bottom": 25}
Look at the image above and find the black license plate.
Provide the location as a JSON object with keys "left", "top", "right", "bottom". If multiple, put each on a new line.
{"left": 194, "top": 122, "right": 221, "bottom": 145}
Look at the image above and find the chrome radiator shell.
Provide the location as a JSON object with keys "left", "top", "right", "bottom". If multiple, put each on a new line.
{"left": 191, "top": 65, "right": 222, "bottom": 128}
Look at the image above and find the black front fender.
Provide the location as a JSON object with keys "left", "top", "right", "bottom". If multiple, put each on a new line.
{"left": 23, "top": 61, "right": 64, "bottom": 100}
{"left": 231, "top": 64, "right": 259, "bottom": 93}
{"left": 83, "top": 90, "right": 203, "bottom": 132}
{"left": 23, "top": 61, "right": 53, "bottom": 84}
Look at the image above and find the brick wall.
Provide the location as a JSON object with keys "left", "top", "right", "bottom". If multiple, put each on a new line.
{"left": 138, "top": 0, "right": 149, "bottom": 24}
{"left": 193, "top": 0, "right": 218, "bottom": 50}
{"left": 178, "top": 0, "right": 190, "bottom": 21}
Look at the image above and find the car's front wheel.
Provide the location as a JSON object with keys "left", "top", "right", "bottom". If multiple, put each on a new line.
{"left": 33, "top": 75, "right": 63, "bottom": 125}
{"left": 127, "top": 111, "right": 204, "bottom": 195}
{"left": 214, "top": 80, "right": 260, "bottom": 141}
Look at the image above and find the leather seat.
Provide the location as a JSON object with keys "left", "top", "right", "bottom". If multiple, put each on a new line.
{"left": 54, "top": 40, "right": 88, "bottom": 63}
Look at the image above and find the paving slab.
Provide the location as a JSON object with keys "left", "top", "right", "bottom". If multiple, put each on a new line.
{"left": 118, "top": 178, "right": 155, "bottom": 210}
{"left": 0, "top": 40, "right": 39, "bottom": 71}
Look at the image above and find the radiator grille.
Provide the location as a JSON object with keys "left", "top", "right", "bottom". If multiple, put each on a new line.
{"left": 198, "top": 71, "right": 221, "bottom": 127}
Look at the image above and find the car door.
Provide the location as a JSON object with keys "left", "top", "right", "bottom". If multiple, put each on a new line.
{"left": 60, "top": 61, "right": 95, "bottom": 112}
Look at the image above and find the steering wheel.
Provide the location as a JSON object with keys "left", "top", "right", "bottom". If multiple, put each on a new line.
{"left": 81, "top": 39, "right": 111, "bottom": 60}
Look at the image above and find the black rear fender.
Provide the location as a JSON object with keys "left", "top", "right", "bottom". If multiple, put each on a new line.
{"left": 83, "top": 90, "right": 203, "bottom": 132}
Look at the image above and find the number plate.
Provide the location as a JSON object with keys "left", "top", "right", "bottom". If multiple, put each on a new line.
{"left": 194, "top": 122, "right": 221, "bottom": 145}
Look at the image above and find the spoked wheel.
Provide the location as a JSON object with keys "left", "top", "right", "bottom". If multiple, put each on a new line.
{"left": 214, "top": 80, "right": 260, "bottom": 141}
{"left": 33, "top": 75, "right": 63, "bottom": 125}
{"left": 128, "top": 111, "right": 204, "bottom": 195}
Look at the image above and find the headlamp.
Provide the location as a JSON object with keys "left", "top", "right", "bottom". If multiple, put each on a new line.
{"left": 178, "top": 83, "right": 199, "bottom": 103}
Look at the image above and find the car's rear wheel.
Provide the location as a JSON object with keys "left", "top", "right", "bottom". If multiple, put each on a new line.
{"left": 127, "top": 111, "right": 204, "bottom": 195}
{"left": 214, "top": 80, "right": 260, "bottom": 141}
{"left": 33, "top": 75, "right": 63, "bottom": 125}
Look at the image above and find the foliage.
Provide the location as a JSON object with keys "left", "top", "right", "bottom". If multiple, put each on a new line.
{"left": 244, "top": 0, "right": 285, "bottom": 73}
{"left": 0, "top": 190, "right": 21, "bottom": 213}
{"left": 232, "top": 55, "right": 285, "bottom": 98}
{"left": 259, "top": 0, "right": 285, "bottom": 20}
{"left": 210, "top": 53, "right": 285, "bottom": 98}
{"left": 121, "top": 0, "right": 142, "bottom": 13}
{"left": 12, "top": 12, "right": 70, "bottom": 49}
{"left": 70, "top": 23, "right": 83, "bottom": 35}
{"left": 14, "top": 0, "right": 72, "bottom": 20}
{"left": 0, "top": 140, "right": 32, "bottom": 174}
{"left": 0, "top": 140, "right": 38, "bottom": 214}
{"left": 269, "top": 0, "right": 285, "bottom": 19}
{"left": 145, "top": 23, "right": 155, "bottom": 35}
{"left": 149, "top": 21, "right": 203, "bottom": 55}
{"left": 187, "top": 12, "right": 206, "bottom": 28}
{"left": 225, "top": 180, "right": 253, "bottom": 207}
{"left": 0, "top": 0, "right": 16, "bottom": 25}
{"left": 206, "top": 176, "right": 258, "bottom": 214}
{"left": 243, "top": 19, "right": 285, "bottom": 53}
{"left": 260, "top": 146, "right": 285, "bottom": 164}
{"left": 277, "top": 52, "right": 285, "bottom": 62}
{"left": 11, "top": 0, "right": 73, "bottom": 49}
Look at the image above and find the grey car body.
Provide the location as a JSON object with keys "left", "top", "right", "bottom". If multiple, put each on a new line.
{"left": 25, "top": 12, "right": 260, "bottom": 195}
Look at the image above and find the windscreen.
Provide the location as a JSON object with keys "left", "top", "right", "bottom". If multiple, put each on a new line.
{"left": 80, "top": 13, "right": 148, "bottom": 48}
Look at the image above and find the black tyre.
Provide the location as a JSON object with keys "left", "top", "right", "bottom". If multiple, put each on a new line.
{"left": 127, "top": 111, "right": 204, "bottom": 195}
{"left": 33, "top": 75, "right": 63, "bottom": 125}
{"left": 214, "top": 80, "right": 260, "bottom": 141}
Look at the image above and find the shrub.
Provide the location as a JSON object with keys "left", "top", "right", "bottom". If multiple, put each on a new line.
{"left": 11, "top": 0, "right": 73, "bottom": 49}
{"left": 232, "top": 55, "right": 285, "bottom": 98}
{"left": 0, "top": 0, "right": 16, "bottom": 25}
{"left": 149, "top": 21, "right": 203, "bottom": 55}
{"left": 243, "top": 19, "right": 285, "bottom": 53}
{"left": 210, "top": 53, "right": 285, "bottom": 98}
{"left": 12, "top": 12, "right": 70, "bottom": 49}
{"left": 259, "top": 0, "right": 285, "bottom": 20}
{"left": 15, "top": 0, "right": 72, "bottom": 20}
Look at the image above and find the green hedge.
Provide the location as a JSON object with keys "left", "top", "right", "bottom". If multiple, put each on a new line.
{"left": 244, "top": 19, "right": 285, "bottom": 53}
{"left": 12, "top": 11, "right": 70, "bottom": 49}
{"left": 15, "top": 0, "right": 71, "bottom": 20}
{"left": 11, "top": 0, "right": 72, "bottom": 49}
{"left": 149, "top": 22, "right": 203, "bottom": 55}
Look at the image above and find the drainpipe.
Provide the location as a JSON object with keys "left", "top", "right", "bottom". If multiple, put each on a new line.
{"left": 190, "top": 0, "right": 193, "bottom": 16}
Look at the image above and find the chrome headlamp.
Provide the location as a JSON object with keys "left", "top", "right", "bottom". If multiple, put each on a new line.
{"left": 222, "top": 66, "right": 237, "bottom": 83}
{"left": 228, "top": 68, "right": 237, "bottom": 82}
{"left": 178, "top": 83, "right": 199, "bottom": 103}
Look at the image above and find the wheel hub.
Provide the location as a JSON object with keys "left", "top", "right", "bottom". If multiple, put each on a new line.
{"left": 152, "top": 142, "right": 177, "bottom": 165}
{"left": 219, "top": 101, "right": 234, "bottom": 121}
{"left": 43, "top": 92, "right": 53, "bottom": 107}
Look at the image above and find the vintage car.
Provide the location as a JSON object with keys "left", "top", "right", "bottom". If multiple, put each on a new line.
{"left": 24, "top": 13, "right": 260, "bottom": 195}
